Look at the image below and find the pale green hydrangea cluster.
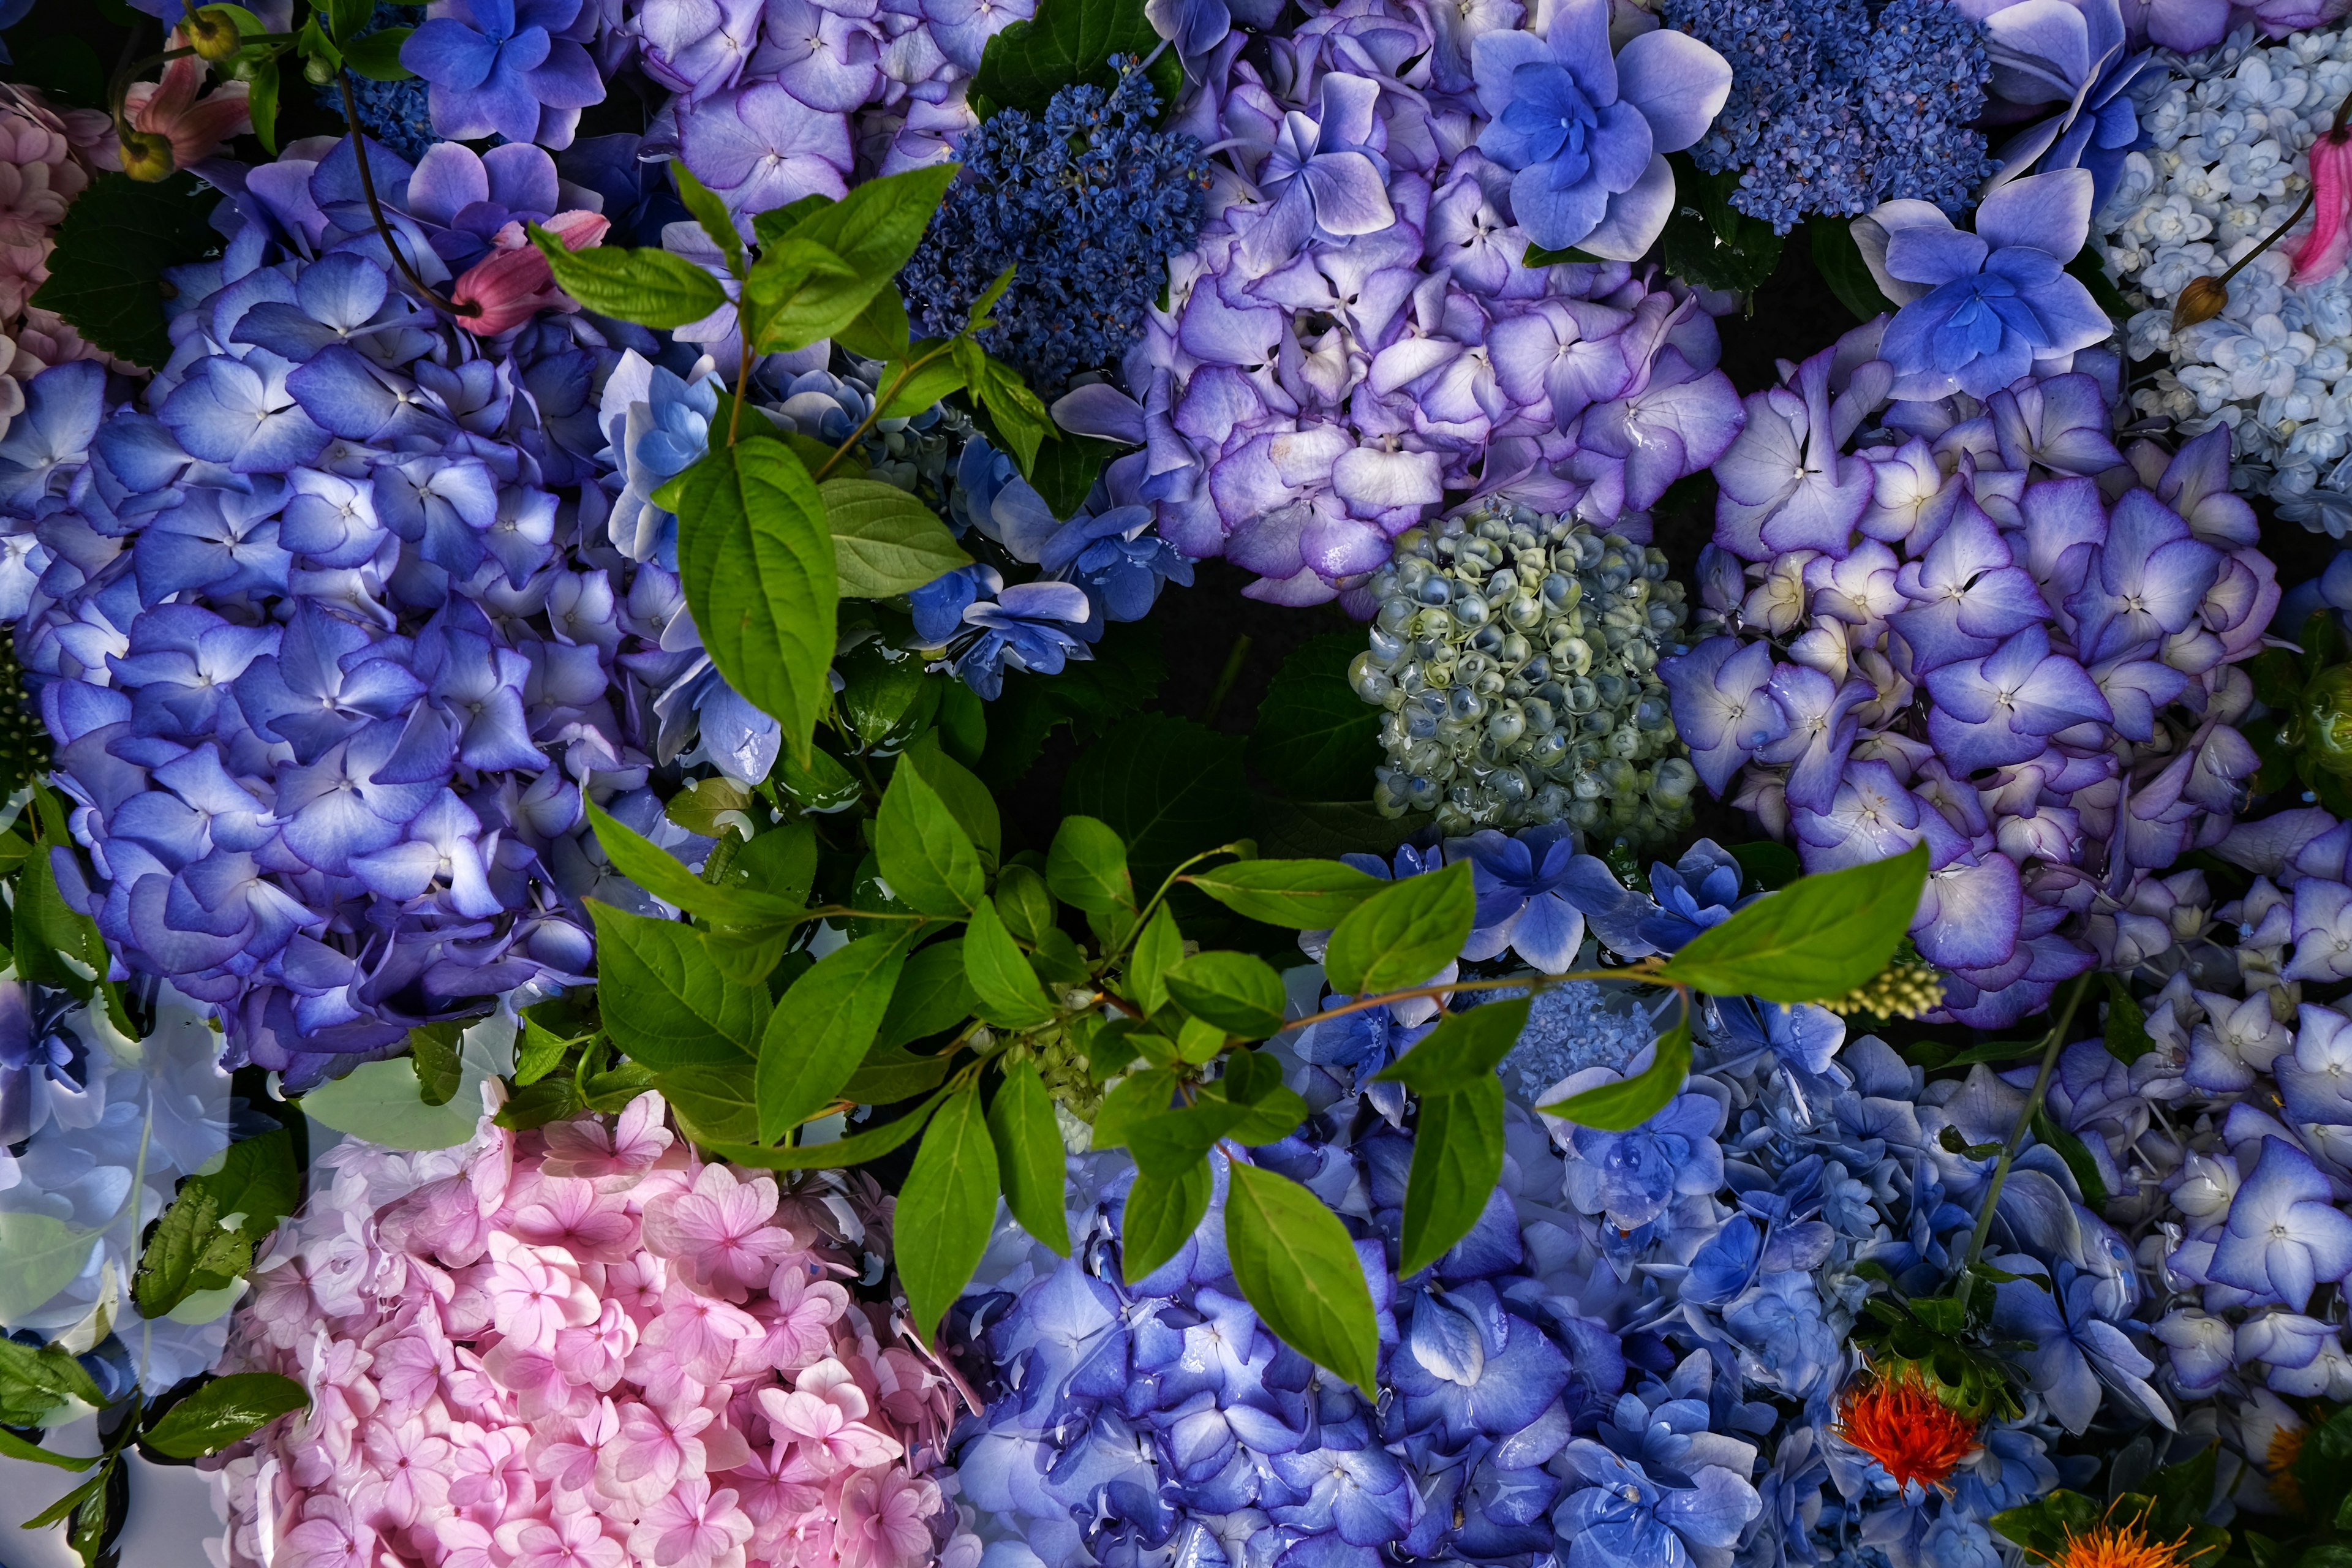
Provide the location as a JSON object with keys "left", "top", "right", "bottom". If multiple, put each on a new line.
{"left": 1352, "top": 505, "right": 1698, "bottom": 844}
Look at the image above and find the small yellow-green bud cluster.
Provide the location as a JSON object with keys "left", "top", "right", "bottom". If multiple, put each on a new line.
{"left": 1822, "top": 946, "right": 1947, "bottom": 1022}
{"left": 1355, "top": 503, "right": 1695, "bottom": 845}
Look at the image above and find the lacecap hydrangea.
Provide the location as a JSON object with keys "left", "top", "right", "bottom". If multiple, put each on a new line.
{"left": 1662, "top": 315, "right": 2277, "bottom": 1027}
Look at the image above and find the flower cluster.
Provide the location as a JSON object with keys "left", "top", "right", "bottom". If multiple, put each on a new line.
{"left": 210, "top": 1087, "right": 973, "bottom": 1568}
{"left": 1057, "top": 0, "right": 1746, "bottom": 606}
{"left": 0, "top": 139, "right": 719, "bottom": 1088}
{"left": 0, "top": 88, "right": 121, "bottom": 440}
{"left": 949, "top": 823, "right": 2170, "bottom": 1568}
{"left": 2100, "top": 24, "right": 2352, "bottom": 533}
{"left": 0, "top": 979, "right": 241, "bottom": 1395}
{"left": 1665, "top": 0, "right": 1994, "bottom": 232}
{"left": 401, "top": 0, "right": 612, "bottom": 150}
{"left": 901, "top": 63, "right": 1211, "bottom": 397}
{"left": 1352, "top": 499, "right": 1697, "bottom": 847}
{"left": 1662, "top": 317, "right": 2277, "bottom": 1027}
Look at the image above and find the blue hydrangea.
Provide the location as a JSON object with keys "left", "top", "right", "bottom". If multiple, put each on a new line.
{"left": 1665, "top": 0, "right": 1993, "bottom": 231}
{"left": 317, "top": 6, "right": 440, "bottom": 164}
{"left": 900, "top": 59, "right": 1212, "bottom": 394}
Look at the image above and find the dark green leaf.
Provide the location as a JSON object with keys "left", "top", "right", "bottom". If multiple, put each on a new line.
{"left": 0, "top": 1425, "right": 95, "bottom": 1471}
{"left": 2032, "top": 1108, "right": 2110, "bottom": 1208}
{"left": 995, "top": 865, "right": 1060, "bottom": 948}
{"left": 842, "top": 1041, "right": 953, "bottom": 1102}
{"left": 707, "top": 925, "right": 794, "bottom": 987}
{"left": 964, "top": 897, "right": 1058, "bottom": 1028}
{"left": 1127, "top": 904, "right": 1182, "bottom": 1015}
{"left": 1185, "top": 858, "right": 1385, "bottom": 929}
{"left": 1121, "top": 1159, "right": 1211, "bottom": 1284}
{"left": 750, "top": 165, "right": 962, "bottom": 348}
{"left": 0, "top": 1338, "right": 105, "bottom": 1428}
{"left": 1247, "top": 632, "right": 1384, "bottom": 800}
{"left": 896, "top": 1085, "right": 1000, "bottom": 1340}
{"left": 1989, "top": 1491, "right": 2104, "bottom": 1558}
{"left": 674, "top": 439, "right": 839, "bottom": 768}
{"left": 588, "top": 901, "right": 770, "bottom": 1068}
{"left": 1026, "top": 434, "right": 1119, "bottom": 516}
{"left": 516, "top": 1018, "right": 574, "bottom": 1085}
{"left": 527, "top": 228, "right": 730, "bottom": 327}
{"left": 31, "top": 172, "right": 221, "bottom": 369}
{"left": 195, "top": 1128, "right": 300, "bottom": 1247}
{"left": 2103, "top": 973, "right": 2154, "bottom": 1063}
{"left": 656, "top": 1065, "right": 760, "bottom": 1144}
{"left": 835, "top": 287, "right": 911, "bottom": 360}
{"left": 974, "top": 357, "right": 1054, "bottom": 473}
{"left": 989, "top": 1061, "right": 1069, "bottom": 1256}
{"left": 1046, "top": 814, "right": 1134, "bottom": 914}
{"left": 1401, "top": 1078, "right": 1505, "bottom": 1275}
{"left": 1164, "top": 950, "right": 1287, "bottom": 1039}
{"left": 1128, "top": 1101, "right": 1247, "bottom": 1178}
{"left": 1656, "top": 842, "right": 1928, "bottom": 1002}
{"left": 1224, "top": 1161, "right": 1379, "bottom": 1393}
{"left": 876, "top": 760, "right": 984, "bottom": 916}
{"left": 879, "top": 938, "right": 981, "bottom": 1047}
{"left": 409, "top": 1022, "right": 462, "bottom": 1105}
{"left": 25, "top": 1468, "right": 105, "bottom": 1532}
{"left": 1324, "top": 860, "right": 1476, "bottom": 997}
{"left": 758, "top": 932, "right": 910, "bottom": 1140}
{"left": 723, "top": 821, "right": 820, "bottom": 911}
{"left": 1809, "top": 218, "right": 1896, "bottom": 323}
{"left": 902, "top": 737, "right": 1002, "bottom": 870}
{"left": 1091, "top": 1065, "right": 1177, "bottom": 1150}
{"left": 1065, "top": 716, "right": 1250, "bottom": 892}
{"left": 341, "top": 27, "right": 415, "bottom": 78}
{"left": 672, "top": 163, "right": 745, "bottom": 277}
{"left": 1524, "top": 242, "right": 1602, "bottom": 266}
{"left": 707, "top": 1086, "right": 954, "bottom": 1168}
{"left": 1536, "top": 1020, "right": 1692, "bottom": 1130}
{"left": 1657, "top": 154, "right": 1782, "bottom": 293}
{"left": 877, "top": 353, "right": 968, "bottom": 421}
{"left": 140, "top": 1373, "right": 309, "bottom": 1460}
{"left": 820, "top": 478, "right": 973, "bottom": 597}
{"left": 777, "top": 746, "right": 863, "bottom": 812}
{"left": 497, "top": 1076, "right": 584, "bottom": 1131}
{"left": 1373, "top": 997, "right": 1531, "bottom": 1093}
{"left": 1728, "top": 840, "right": 1801, "bottom": 891}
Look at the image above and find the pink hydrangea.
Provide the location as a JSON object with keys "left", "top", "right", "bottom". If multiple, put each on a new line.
{"left": 206, "top": 1090, "right": 977, "bottom": 1568}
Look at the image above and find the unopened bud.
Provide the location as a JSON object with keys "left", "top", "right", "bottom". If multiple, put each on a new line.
{"left": 2303, "top": 665, "right": 2352, "bottom": 777}
{"left": 185, "top": 6, "right": 243, "bottom": 61}
{"left": 2171, "top": 274, "right": 2230, "bottom": 331}
{"left": 303, "top": 51, "right": 337, "bottom": 85}
{"left": 119, "top": 130, "right": 176, "bottom": 183}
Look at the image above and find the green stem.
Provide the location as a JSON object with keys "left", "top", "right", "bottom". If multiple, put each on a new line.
{"left": 1201, "top": 635, "right": 1252, "bottom": 726}
{"left": 1283, "top": 962, "right": 1667, "bottom": 1034}
{"left": 1954, "top": 971, "right": 2095, "bottom": 1303}
{"left": 812, "top": 343, "right": 956, "bottom": 483}
{"left": 334, "top": 70, "right": 466, "bottom": 320}
{"left": 729, "top": 306, "right": 750, "bottom": 448}
{"left": 1104, "top": 842, "right": 1253, "bottom": 972}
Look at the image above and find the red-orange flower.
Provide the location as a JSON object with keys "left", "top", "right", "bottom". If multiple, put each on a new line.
{"left": 1833, "top": 1367, "right": 1981, "bottom": 1491}
{"left": 2030, "top": 1508, "right": 2210, "bottom": 1568}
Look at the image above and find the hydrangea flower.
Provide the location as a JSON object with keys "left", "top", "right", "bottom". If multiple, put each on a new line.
{"left": 402, "top": 0, "right": 609, "bottom": 148}
{"left": 209, "top": 1086, "right": 974, "bottom": 1568}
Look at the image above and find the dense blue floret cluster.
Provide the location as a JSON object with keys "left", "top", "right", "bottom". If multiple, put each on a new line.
{"left": 1667, "top": 0, "right": 1994, "bottom": 232}
{"left": 900, "top": 61, "right": 1212, "bottom": 395}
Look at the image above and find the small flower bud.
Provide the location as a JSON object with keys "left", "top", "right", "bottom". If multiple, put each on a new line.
{"left": 119, "top": 129, "right": 177, "bottom": 183}
{"left": 303, "top": 51, "right": 338, "bottom": 85}
{"left": 185, "top": 7, "right": 244, "bottom": 62}
{"left": 2302, "top": 665, "right": 2352, "bottom": 776}
{"left": 2171, "top": 274, "right": 2230, "bottom": 331}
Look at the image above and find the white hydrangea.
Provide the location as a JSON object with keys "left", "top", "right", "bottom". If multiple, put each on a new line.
{"left": 2100, "top": 22, "right": 2352, "bottom": 533}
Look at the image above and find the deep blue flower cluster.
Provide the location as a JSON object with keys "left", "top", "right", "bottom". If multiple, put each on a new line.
{"left": 319, "top": 5, "right": 441, "bottom": 164}
{"left": 1665, "top": 0, "right": 1994, "bottom": 232}
{"left": 900, "top": 61, "right": 1213, "bottom": 396}
{"left": 949, "top": 825, "right": 2166, "bottom": 1568}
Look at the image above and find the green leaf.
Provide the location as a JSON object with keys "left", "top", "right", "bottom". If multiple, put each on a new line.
{"left": 896, "top": 1085, "right": 1000, "bottom": 1340}
{"left": 1536, "top": 1020, "right": 1692, "bottom": 1131}
{"left": 1324, "top": 860, "right": 1476, "bottom": 997}
{"left": 1127, "top": 1101, "right": 1247, "bottom": 1177}
{"left": 1809, "top": 218, "right": 1896, "bottom": 323}
{"left": 25, "top": 1468, "right": 106, "bottom": 1534}
{"left": 902, "top": 737, "right": 1002, "bottom": 870}
{"left": 1247, "top": 632, "right": 1384, "bottom": 800}
{"left": 758, "top": 932, "right": 911, "bottom": 1141}
{"left": 0, "top": 1425, "right": 97, "bottom": 1471}
{"left": 1989, "top": 1492, "right": 2104, "bottom": 1559}
{"left": 877, "top": 353, "right": 968, "bottom": 422}
{"left": 674, "top": 439, "right": 839, "bottom": 768}
{"left": 1373, "top": 997, "right": 1531, "bottom": 1094}
{"left": 655, "top": 1065, "right": 760, "bottom": 1145}
{"left": 1046, "top": 814, "right": 1134, "bottom": 914}
{"left": 329, "top": 0, "right": 374, "bottom": 41}
{"left": 964, "top": 896, "right": 1060, "bottom": 1028}
{"left": 0, "top": 1212, "right": 99, "bottom": 1325}
{"left": 723, "top": 821, "right": 820, "bottom": 910}
{"left": 133, "top": 1188, "right": 251, "bottom": 1320}
{"left": 989, "top": 1061, "right": 1069, "bottom": 1256}
{"left": 672, "top": 163, "right": 745, "bottom": 277}
{"left": 2103, "top": 973, "right": 2154, "bottom": 1063}
{"left": 2032, "top": 1107, "right": 2111, "bottom": 1208}
{"left": 974, "top": 357, "right": 1054, "bottom": 473}
{"left": 588, "top": 901, "right": 771, "bottom": 1068}
{"left": 1091, "top": 1065, "right": 1177, "bottom": 1150}
{"left": 2067, "top": 244, "right": 2133, "bottom": 320}
{"left": 409, "top": 1022, "right": 462, "bottom": 1106}
{"left": 30, "top": 171, "right": 221, "bottom": 369}
{"left": 878, "top": 938, "right": 981, "bottom": 1047}
{"left": 1025, "top": 432, "right": 1119, "bottom": 517}
{"left": 1657, "top": 153, "right": 1783, "bottom": 293}
{"left": 778, "top": 746, "right": 864, "bottom": 812}
{"left": 140, "top": 1373, "right": 309, "bottom": 1460}
{"left": 1184, "top": 858, "right": 1385, "bottom": 929}
{"left": 971, "top": 0, "right": 1161, "bottom": 115}
{"left": 1728, "top": 840, "right": 1801, "bottom": 891}
{"left": 875, "top": 759, "right": 984, "bottom": 916}
{"left": 190, "top": 1128, "right": 299, "bottom": 1246}
{"left": 706, "top": 1085, "right": 954, "bottom": 1167}
{"left": 747, "top": 165, "right": 962, "bottom": 349}
{"left": 1127, "top": 904, "right": 1182, "bottom": 1015}
{"left": 1224, "top": 1161, "right": 1379, "bottom": 1393}
{"left": 341, "top": 26, "right": 415, "bottom": 78}
{"left": 820, "top": 478, "right": 973, "bottom": 596}
{"left": 586, "top": 799, "right": 802, "bottom": 928}
{"left": 1120, "top": 1159, "right": 1212, "bottom": 1283}
{"left": 1656, "top": 842, "right": 1928, "bottom": 1002}
{"left": 994, "top": 864, "right": 1059, "bottom": 947}
{"left": 0, "top": 1338, "right": 105, "bottom": 1428}
{"left": 1401, "top": 1077, "right": 1506, "bottom": 1275}
{"left": 526, "top": 227, "right": 730, "bottom": 328}
{"left": 1065, "top": 717, "right": 1250, "bottom": 891}
{"left": 842, "top": 1042, "right": 953, "bottom": 1102}
{"left": 1524, "top": 241, "right": 1603, "bottom": 266}
{"left": 1164, "top": 950, "right": 1287, "bottom": 1039}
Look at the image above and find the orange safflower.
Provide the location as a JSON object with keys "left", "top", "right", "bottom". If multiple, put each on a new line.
{"left": 1833, "top": 1366, "right": 1981, "bottom": 1491}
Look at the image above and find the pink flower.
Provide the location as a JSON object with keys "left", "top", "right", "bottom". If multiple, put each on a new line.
{"left": 448, "top": 1425, "right": 541, "bottom": 1520}
{"left": 277, "top": 1496, "right": 375, "bottom": 1568}
{"left": 507, "top": 1175, "right": 638, "bottom": 1261}
{"left": 837, "top": 1470, "right": 943, "bottom": 1568}
{"left": 486, "top": 1234, "right": 601, "bottom": 1348}
{"left": 118, "top": 51, "right": 250, "bottom": 172}
{"left": 528, "top": 1397, "right": 622, "bottom": 1498}
{"left": 2291, "top": 124, "right": 2352, "bottom": 286}
{"left": 497, "top": 1508, "right": 628, "bottom": 1568}
{"left": 628, "top": 1476, "right": 756, "bottom": 1568}
{"left": 554, "top": 1299, "right": 640, "bottom": 1389}
{"left": 541, "top": 1090, "right": 676, "bottom": 1186}
{"left": 757, "top": 1359, "right": 905, "bottom": 1473}
{"left": 642, "top": 1165, "right": 794, "bottom": 1300}
{"left": 738, "top": 1265, "right": 851, "bottom": 1376}
{"left": 434, "top": 1515, "right": 504, "bottom": 1568}
{"left": 483, "top": 1335, "right": 582, "bottom": 1420}
{"left": 355, "top": 1419, "right": 453, "bottom": 1530}
{"left": 453, "top": 209, "right": 610, "bottom": 337}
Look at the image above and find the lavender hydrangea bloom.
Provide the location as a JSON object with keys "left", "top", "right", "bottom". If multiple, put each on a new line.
{"left": 402, "top": 0, "right": 607, "bottom": 148}
{"left": 1857, "top": 170, "right": 2117, "bottom": 402}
